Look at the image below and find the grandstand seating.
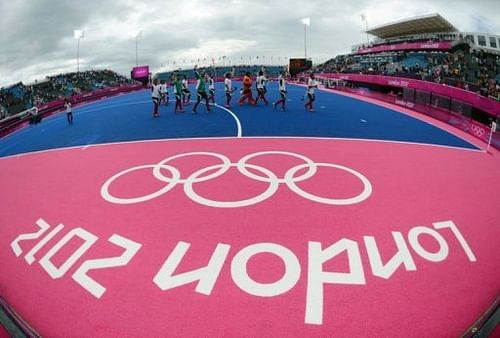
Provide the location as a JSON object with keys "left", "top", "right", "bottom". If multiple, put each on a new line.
{"left": 316, "top": 49, "right": 500, "bottom": 101}
{"left": 401, "top": 53, "right": 429, "bottom": 69}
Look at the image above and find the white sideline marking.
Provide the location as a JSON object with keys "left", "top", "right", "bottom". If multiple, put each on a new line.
{"left": 0, "top": 135, "right": 484, "bottom": 161}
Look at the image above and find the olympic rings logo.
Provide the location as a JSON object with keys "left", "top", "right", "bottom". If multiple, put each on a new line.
{"left": 470, "top": 125, "right": 485, "bottom": 138}
{"left": 100, "top": 151, "right": 373, "bottom": 208}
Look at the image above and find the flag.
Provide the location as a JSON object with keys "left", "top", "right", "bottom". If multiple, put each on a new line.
{"left": 301, "top": 17, "right": 310, "bottom": 26}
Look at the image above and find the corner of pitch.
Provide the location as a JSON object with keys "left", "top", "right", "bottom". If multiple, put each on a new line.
{"left": 152, "top": 220, "right": 476, "bottom": 326}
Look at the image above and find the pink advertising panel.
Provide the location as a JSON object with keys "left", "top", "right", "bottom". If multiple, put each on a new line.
{"left": 356, "top": 41, "right": 453, "bottom": 54}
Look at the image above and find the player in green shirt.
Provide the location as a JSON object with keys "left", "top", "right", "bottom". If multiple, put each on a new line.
{"left": 172, "top": 73, "right": 184, "bottom": 113}
{"left": 192, "top": 65, "right": 211, "bottom": 114}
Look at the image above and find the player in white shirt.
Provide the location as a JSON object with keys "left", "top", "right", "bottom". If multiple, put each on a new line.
{"left": 208, "top": 73, "right": 216, "bottom": 104}
{"left": 160, "top": 80, "right": 169, "bottom": 106}
{"left": 224, "top": 68, "right": 237, "bottom": 108}
{"left": 151, "top": 79, "right": 161, "bottom": 117}
{"left": 254, "top": 71, "right": 268, "bottom": 105}
{"left": 304, "top": 73, "right": 318, "bottom": 112}
{"left": 181, "top": 75, "right": 191, "bottom": 105}
{"left": 64, "top": 99, "right": 73, "bottom": 125}
{"left": 273, "top": 70, "right": 287, "bottom": 111}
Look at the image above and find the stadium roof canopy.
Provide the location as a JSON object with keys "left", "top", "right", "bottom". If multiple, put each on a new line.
{"left": 366, "top": 14, "right": 459, "bottom": 39}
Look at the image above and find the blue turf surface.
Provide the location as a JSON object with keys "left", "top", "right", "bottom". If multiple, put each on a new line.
{"left": 0, "top": 82, "right": 477, "bottom": 157}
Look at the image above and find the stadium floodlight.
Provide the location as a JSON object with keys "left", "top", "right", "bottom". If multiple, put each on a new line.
{"left": 73, "top": 30, "right": 84, "bottom": 39}
{"left": 361, "top": 14, "right": 369, "bottom": 44}
{"left": 74, "top": 30, "right": 85, "bottom": 73}
{"left": 301, "top": 17, "right": 311, "bottom": 59}
{"left": 135, "top": 31, "right": 142, "bottom": 67}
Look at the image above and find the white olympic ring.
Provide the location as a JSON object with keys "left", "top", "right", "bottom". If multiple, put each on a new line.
{"left": 101, "top": 151, "right": 373, "bottom": 208}
{"left": 285, "top": 163, "right": 372, "bottom": 205}
{"left": 100, "top": 164, "right": 180, "bottom": 204}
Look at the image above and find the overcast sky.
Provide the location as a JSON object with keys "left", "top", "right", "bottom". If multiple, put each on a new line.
{"left": 1, "top": 0, "right": 499, "bottom": 87}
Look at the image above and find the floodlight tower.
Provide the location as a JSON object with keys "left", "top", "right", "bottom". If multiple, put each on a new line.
{"left": 361, "top": 14, "right": 369, "bottom": 44}
{"left": 301, "top": 17, "right": 311, "bottom": 59}
{"left": 74, "top": 30, "right": 85, "bottom": 73}
{"left": 135, "top": 31, "right": 143, "bottom": 67}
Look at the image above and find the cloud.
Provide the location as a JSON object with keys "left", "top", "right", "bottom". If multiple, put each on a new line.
{"left": 1, "top": 0, "right": 499, "bottom": 87}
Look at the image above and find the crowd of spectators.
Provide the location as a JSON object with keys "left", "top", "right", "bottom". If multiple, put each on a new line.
{"left": 315, "top": 49, "right": 500, "bottom": 101}
{"left": 0, "top": 70, "right": 137, "bottom": 119}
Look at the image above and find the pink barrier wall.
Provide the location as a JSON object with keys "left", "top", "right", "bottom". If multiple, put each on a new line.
{"left": 356, "top": 41, "right": 452, "bottom": 54}
{"left": 319, "top": 73, "right": 500, "bottom": 117}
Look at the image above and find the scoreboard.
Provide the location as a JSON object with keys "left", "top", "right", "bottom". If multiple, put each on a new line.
{"left": 132, "top": 66, "right": 149, "bottom": 79}
{"left": 131, "top": 65, "right": 150, "bottom": 85}
{"left": 289, "top": 58, "right": 312, "bottom": 76}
